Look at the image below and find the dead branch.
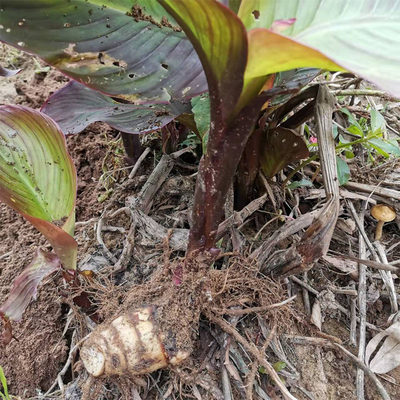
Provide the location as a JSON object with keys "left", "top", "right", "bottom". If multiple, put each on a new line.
{"left": 206, "top": 311, "right": 298, "bottom": 400}
{"left": 334, "top": 344, "right": 391, "bottom": 400}
{"left": 345, "top": 182, "right": 400, "bottom": 203}
{"left": 257, "top": 85, "right": 340, "bottom": 278}
{"left": 331, "top": 89, "right": 400, "bottom": 102}
{"left": 213, "top": 295, "right": 296, "bottom": 316}
{"left": 246, "top": 323, "right": 277, "bottom": 400}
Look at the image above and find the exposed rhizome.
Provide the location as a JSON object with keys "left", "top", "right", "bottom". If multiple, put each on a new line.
{"left": 76, "top": 253, "right": 293, "bottom": 399}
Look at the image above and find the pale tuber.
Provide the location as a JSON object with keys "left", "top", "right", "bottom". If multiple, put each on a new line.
{"left": 80, "top": 306, "right": 189, "bottom": 377}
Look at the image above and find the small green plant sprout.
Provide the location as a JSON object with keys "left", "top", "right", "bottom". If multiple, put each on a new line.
{"left": 0, "top": 366, "right": 11, "bottom": 400}
{"left": 295, "top": 107, "right": 400, "bottom": 187}
{"left": 337, "top": 108, "right": 400, "bottom": 162}
{"left": 0, "top": 105, "right": 77, "bottom": 342}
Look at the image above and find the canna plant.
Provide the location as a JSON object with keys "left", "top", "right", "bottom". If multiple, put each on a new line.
{"left": 1, "top": 0, "right": 400, "bottom": 380}
{"left": 2, "top": 0, "right": 400, "bottom": 254}
{"left": 0, "top": 105, "right": 77, "bottom": 341}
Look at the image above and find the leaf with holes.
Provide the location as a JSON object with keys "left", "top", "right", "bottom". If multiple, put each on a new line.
{"left": 42, "top": 81, "right": 189, "bottom": 135}
{"left": 0, "top": 105, "right": 77, "bottom": 269}
{"left": 261, "top": 127, "right": 309, "bottom": 178}
{"left": 0, "top": 0, "right": 207, "bottom": 103}
{"left": 239, "top": 0, "right": 400, "bottom": 96}
{"left": 0, "top": 250, "right": 62, "bottom": 323}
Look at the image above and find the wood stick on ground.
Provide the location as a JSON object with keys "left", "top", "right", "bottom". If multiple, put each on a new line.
{"left": 217, "top": 193, "right": 267, "bottom": 241}
{"left": 128, "top": 146, "right": 151, "bottom": 180}
{"left": 206, "top": 311, "right": 298, "bottom": 400}
{"left": 302, "top": 272, "right": 311, "bottom": 315}
{"left": 221, "top": 365, "right": 233, "bottom": 400}
{"left": 246, "top": 323, "right": 277, "bottom": 400}
{"left": 127, "top": 147, "right": 193, "bottom": 213}
{"left": 356, "top": 202, "right": 368, "bottom": 400}
{"left": 332, "top": 254, "right": 398, "bottom": 272}
{"left": 214, "top": 295, "right": 297, "bottom": 316}
{"left": 345, "top": 181, "right": 400, "bottom": 202}
{"left": 112, "top": 217, "right": 137, "bottom": 275}
{"left": 350, "top": 286, "right": 357, "bottom": 346}
{"left": 334, "top": 344, "right": 391, "bottom": 400}
{"left": 331, "top": 89, "right": 400, "bottom": 102}
{"left": 250, "top": 209, "right": 320, "bottom": 264}
{"left": 96, "top": 208, "right": 118, "bottom": 264}
{"left": 347, "top": 200, "right": 398, "bottom": 313}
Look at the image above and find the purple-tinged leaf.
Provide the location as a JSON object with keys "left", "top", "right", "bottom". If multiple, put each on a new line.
{"left": 235, "top": 128, "right": 263, "bottom": 209}
{"left": 0, "top": 105, "right": 77, "bottom": 269}
{"left": 261, "top": 127, "right": 309, "bottom": 178}
{"left": 0, "top": 250, "right": 61, "bottom": 321}
{"left": 42, "top": 81, "right": 189, "bottom": 135}
{"left": 0, "top": 65, "right": 20, "bottom": 77}
{"left": 0, "top": 0, "right": 207, "bottom": 103}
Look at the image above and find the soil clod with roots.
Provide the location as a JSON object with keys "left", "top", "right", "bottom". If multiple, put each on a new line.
{"left": 77, "top": 253, "right": 293, "bottom": 399}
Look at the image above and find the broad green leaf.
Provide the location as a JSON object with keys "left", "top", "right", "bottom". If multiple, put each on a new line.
{"left": 336, "top": 156, "right": 350, "bottom": 185}
{"left": 368, "top": 138, "right": 400, "bottom": 157}
{"left": 159, "top": 0, "right": 248, "bottom": 122}
{"left": 42, "top": 81, "right": 189, "bottom": 135}
{"left": 344, "top": 150, "right": 355, "bottom": 159}
{"left": 0, "top": 250, "right": 61, "bottom": 321}
{"left": 239, "top": 0, "right": 400, "bottom": 96}
{"left": 370, "top": 109, "right": 386, "bottom": 133}
{"left": 0, "top": 105, "right": 77, "bottom": 269}
{"left": 191, "top": 94, "right": 210, "bottom": 137}
{"left": 340, "top": 108, "right": 364, "bottom": 136}
{"left": 246, "top": 29, "right": 342, "bottom": 79}
{"left": 287, "top": 179, "right": 313, "bottom": 189}
{"left": 0, "top": 0, "right": 207, "bottom": 103}
{"left": 347, "top": 125, "right": 364, "bottom": 138}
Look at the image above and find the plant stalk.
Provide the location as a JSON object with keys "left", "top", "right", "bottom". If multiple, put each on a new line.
{"left": 187, "top": 97, "right": 269, "bottom": 253}
{"left": 121, "top": 132, "right": 144, "bottom": 164}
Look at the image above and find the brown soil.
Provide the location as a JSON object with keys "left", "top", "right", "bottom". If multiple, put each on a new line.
{"left": 0, "top": 45, "right": 125, "bottom": 397}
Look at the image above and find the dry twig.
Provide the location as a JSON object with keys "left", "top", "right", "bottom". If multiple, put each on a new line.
{"left": 206, "top": 311, "right": 298, "bottom": 400}
{"left": 245, "top": 323, "right": 277, "bottom": 400}
{"left": 356, "top": 202, "right": 368, "bottom": 400}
